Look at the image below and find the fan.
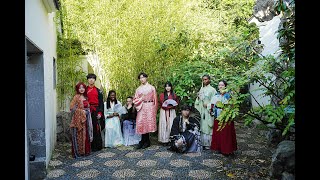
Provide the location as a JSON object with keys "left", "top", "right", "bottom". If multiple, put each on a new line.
{"left": 114, "top": 104, "right": 127, "bottom": 115}
{"left": 176, "top": 106, "right": 201, "bottom": 123}
{"left": 189, "top": 107, "right": 201, "bottom": 123}
{"left": 162, "top": 99, "right": 178, "bottom": 107}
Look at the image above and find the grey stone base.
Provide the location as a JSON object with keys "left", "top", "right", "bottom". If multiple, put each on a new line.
{"left": 28, "top": 128, "right": 46, "bottom": 157}
{"left": 29, "top": 157, "right": 46, "bottom": 180}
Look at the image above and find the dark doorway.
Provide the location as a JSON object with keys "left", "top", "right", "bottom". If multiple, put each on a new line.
{"left": 26, "top": 37, "right": 47, "bottom": 179}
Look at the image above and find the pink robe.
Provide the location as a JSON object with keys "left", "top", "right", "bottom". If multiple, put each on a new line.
{"left": 133, "top": 83, "right": 158, "bottom": 134}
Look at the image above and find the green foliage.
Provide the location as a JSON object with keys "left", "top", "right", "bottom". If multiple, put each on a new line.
{"left": 167, "top": 60, "right": 215, "bottom": 106}
{"left": 55, "top": 8, "right": 88, "bottom": 110}
{"left": 58, "top": 0, "right": 298, "bottom": 137}
{"left": 243, "top": 1, "right": 295, "bottom": 136}
{"left": 56, "top": 35, "right": 88, "bottom": 110}
{"left": 58, "top": 0, "right": 256, "bottom": 103}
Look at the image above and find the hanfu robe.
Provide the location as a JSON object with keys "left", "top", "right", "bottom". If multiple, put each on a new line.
{"left": 210, "top": 91, "right": 237, "bottom": 154}
{"left": 194, "top": 84, "right": 217, "bottom": 147}
{"left": 169, "top": 116, "right": 201, "bottom": 153}
{"left": 104, "top": 100, "right": 124, "bottom": 147}
{"left": 158, "top": 93, "right": 179, "bottom": 143}
{"left": 70, "top": 94, "right": 93, "bottom": 158}
{"left": 133, "top": 83, "right": 158, "bottom": 134}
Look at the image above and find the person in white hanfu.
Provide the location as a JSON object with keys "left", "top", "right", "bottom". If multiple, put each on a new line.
{"left": 194, "top": 74, "right": 217, "bottom": 149}
{"left": 104, "top": 90, "right": 124, "bottom": 147}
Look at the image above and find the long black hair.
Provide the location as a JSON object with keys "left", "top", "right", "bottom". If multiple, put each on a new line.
{"left": 106, "top": 90, "right": 118, "bottom": 109}
{"left": 163, "top": 81, "right": 175, "bottom": 100}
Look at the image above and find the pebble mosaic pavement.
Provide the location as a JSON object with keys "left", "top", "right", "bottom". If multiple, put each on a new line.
{"left": 45, "top": 122, "right": 274, "bottom": 180}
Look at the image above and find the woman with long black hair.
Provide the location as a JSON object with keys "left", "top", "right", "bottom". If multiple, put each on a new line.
{"left": 158, "top": 81, "right": 179, "bottom": 146}
{"left": 103, "top": 90, "right": 124, "bottom": 147}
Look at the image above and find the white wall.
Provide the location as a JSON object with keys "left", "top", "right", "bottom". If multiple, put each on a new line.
{"left": 79, "top": 55, "right": 102, "bottom": 89}
{"left": 25, "top": 0, "right": 58, "bottom": 167}
{"left": 249, "top": 15, "right": 281, "bottom": 107}
{"left": 87, "top": 53, "right": 108, "bottom": 90}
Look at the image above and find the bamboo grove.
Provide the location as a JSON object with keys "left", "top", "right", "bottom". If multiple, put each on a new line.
{"left": 56, "top": 0, "right": 295, "bottom": 136}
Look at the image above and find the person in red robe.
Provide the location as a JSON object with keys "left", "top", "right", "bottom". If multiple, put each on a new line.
{"left": 86, "top": 73, "right": 104, "bottom": 152}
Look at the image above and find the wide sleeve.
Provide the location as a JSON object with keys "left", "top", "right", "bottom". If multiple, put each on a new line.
{"left": 194, "top": 87, "right": 202, "bottom": 106}
{"left": 207, "top": 87, "right": 217, "bottom": 111}
{"left": 117, "top": 100, "right": 126, "bottom": 116}
{"left": 70, "top": 95, "right": 79, "bottom": 113}
{"left": 159, "top": 93, "right": 164, "bottom": 108}
{"left": 133, "top": 88, "right": 143, "bottom": 112}
{"left": 131, "top": 107, "right": 137, "bottom": 120}
{"left": 175, "top": 94, "right": 180, "bottom": 106}
{"left": 153, "top": 86, "right": 158, "bottom": 113}
{"left": 170, "top": 116, "right": 180, "bottom": 136}
{"left": 103, "top": 102, "right": 110, "bottom": 118}
{"left": 69, "top": 95, "right": 85, "bottom": 129}
{"left": 97, "top": 88, "right": 104, "bottom": 117}
{"left": 224, "top": 92, "right": 231, "bottom": 101}
{"left": 121, "top": 107, "right": 129, "bottom": 120}
{"left": 159, "top": 93, "right": 169, "bottom": 110}
{"left": 189, "top": 117, "right": 200, "bottom": 128}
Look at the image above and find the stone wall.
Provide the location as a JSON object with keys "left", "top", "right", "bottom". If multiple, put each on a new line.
{"left": 56, "top": 111, "right": 72, "bottom": 142}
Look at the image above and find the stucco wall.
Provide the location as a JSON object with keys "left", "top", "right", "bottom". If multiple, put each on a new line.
{"left": 25, "top": 0, "right": 58, "bottom": 167}
{"left": 249, "top": 15, "right": 281, "bottom": 107}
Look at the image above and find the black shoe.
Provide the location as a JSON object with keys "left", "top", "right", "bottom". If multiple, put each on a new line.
{"left": 142, "top": 142, "right": 150, "bottom": 149}
{"left": 222, "top": 152, "right": 235, "bottom": 157}
{"left": 136, "top": 143, "right": 143, "bottom": 149}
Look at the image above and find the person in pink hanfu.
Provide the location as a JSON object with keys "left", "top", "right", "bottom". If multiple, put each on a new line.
{"left": 133, "top": 72, "right": 158, "bottom": 149}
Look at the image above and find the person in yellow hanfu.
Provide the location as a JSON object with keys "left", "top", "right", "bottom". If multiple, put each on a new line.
{"left": 194, "top": 74, "right": 217, "bottom": 150}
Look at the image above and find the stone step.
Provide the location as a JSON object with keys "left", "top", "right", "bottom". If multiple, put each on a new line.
{"left": 29, "top": 157, "right": 46, "bottom": 180}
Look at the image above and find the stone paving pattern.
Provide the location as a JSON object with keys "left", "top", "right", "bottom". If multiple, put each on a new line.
{"left": 45, "top": 122, "right": 274, "bottom": 179}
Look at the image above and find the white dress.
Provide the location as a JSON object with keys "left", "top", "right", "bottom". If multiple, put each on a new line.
{"left": 104, "top": 101, "right": 124, "bottom": 147}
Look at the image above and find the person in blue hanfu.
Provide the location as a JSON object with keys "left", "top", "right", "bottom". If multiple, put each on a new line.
{"left": 168, "top": 105, "right": 201, "bottom": 153}
{"left": 103, "top": 90, "right": 124, "bottom": 147}
{"left": 210, "top": 80, "right": 237, "bottom": 156}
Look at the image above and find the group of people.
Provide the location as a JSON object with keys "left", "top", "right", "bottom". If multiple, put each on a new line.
{"left": 194, "top": 75, "right": 237, "bottom": 155}
{"left": 69, "top": 72, "right": 237, "bottom": 159}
